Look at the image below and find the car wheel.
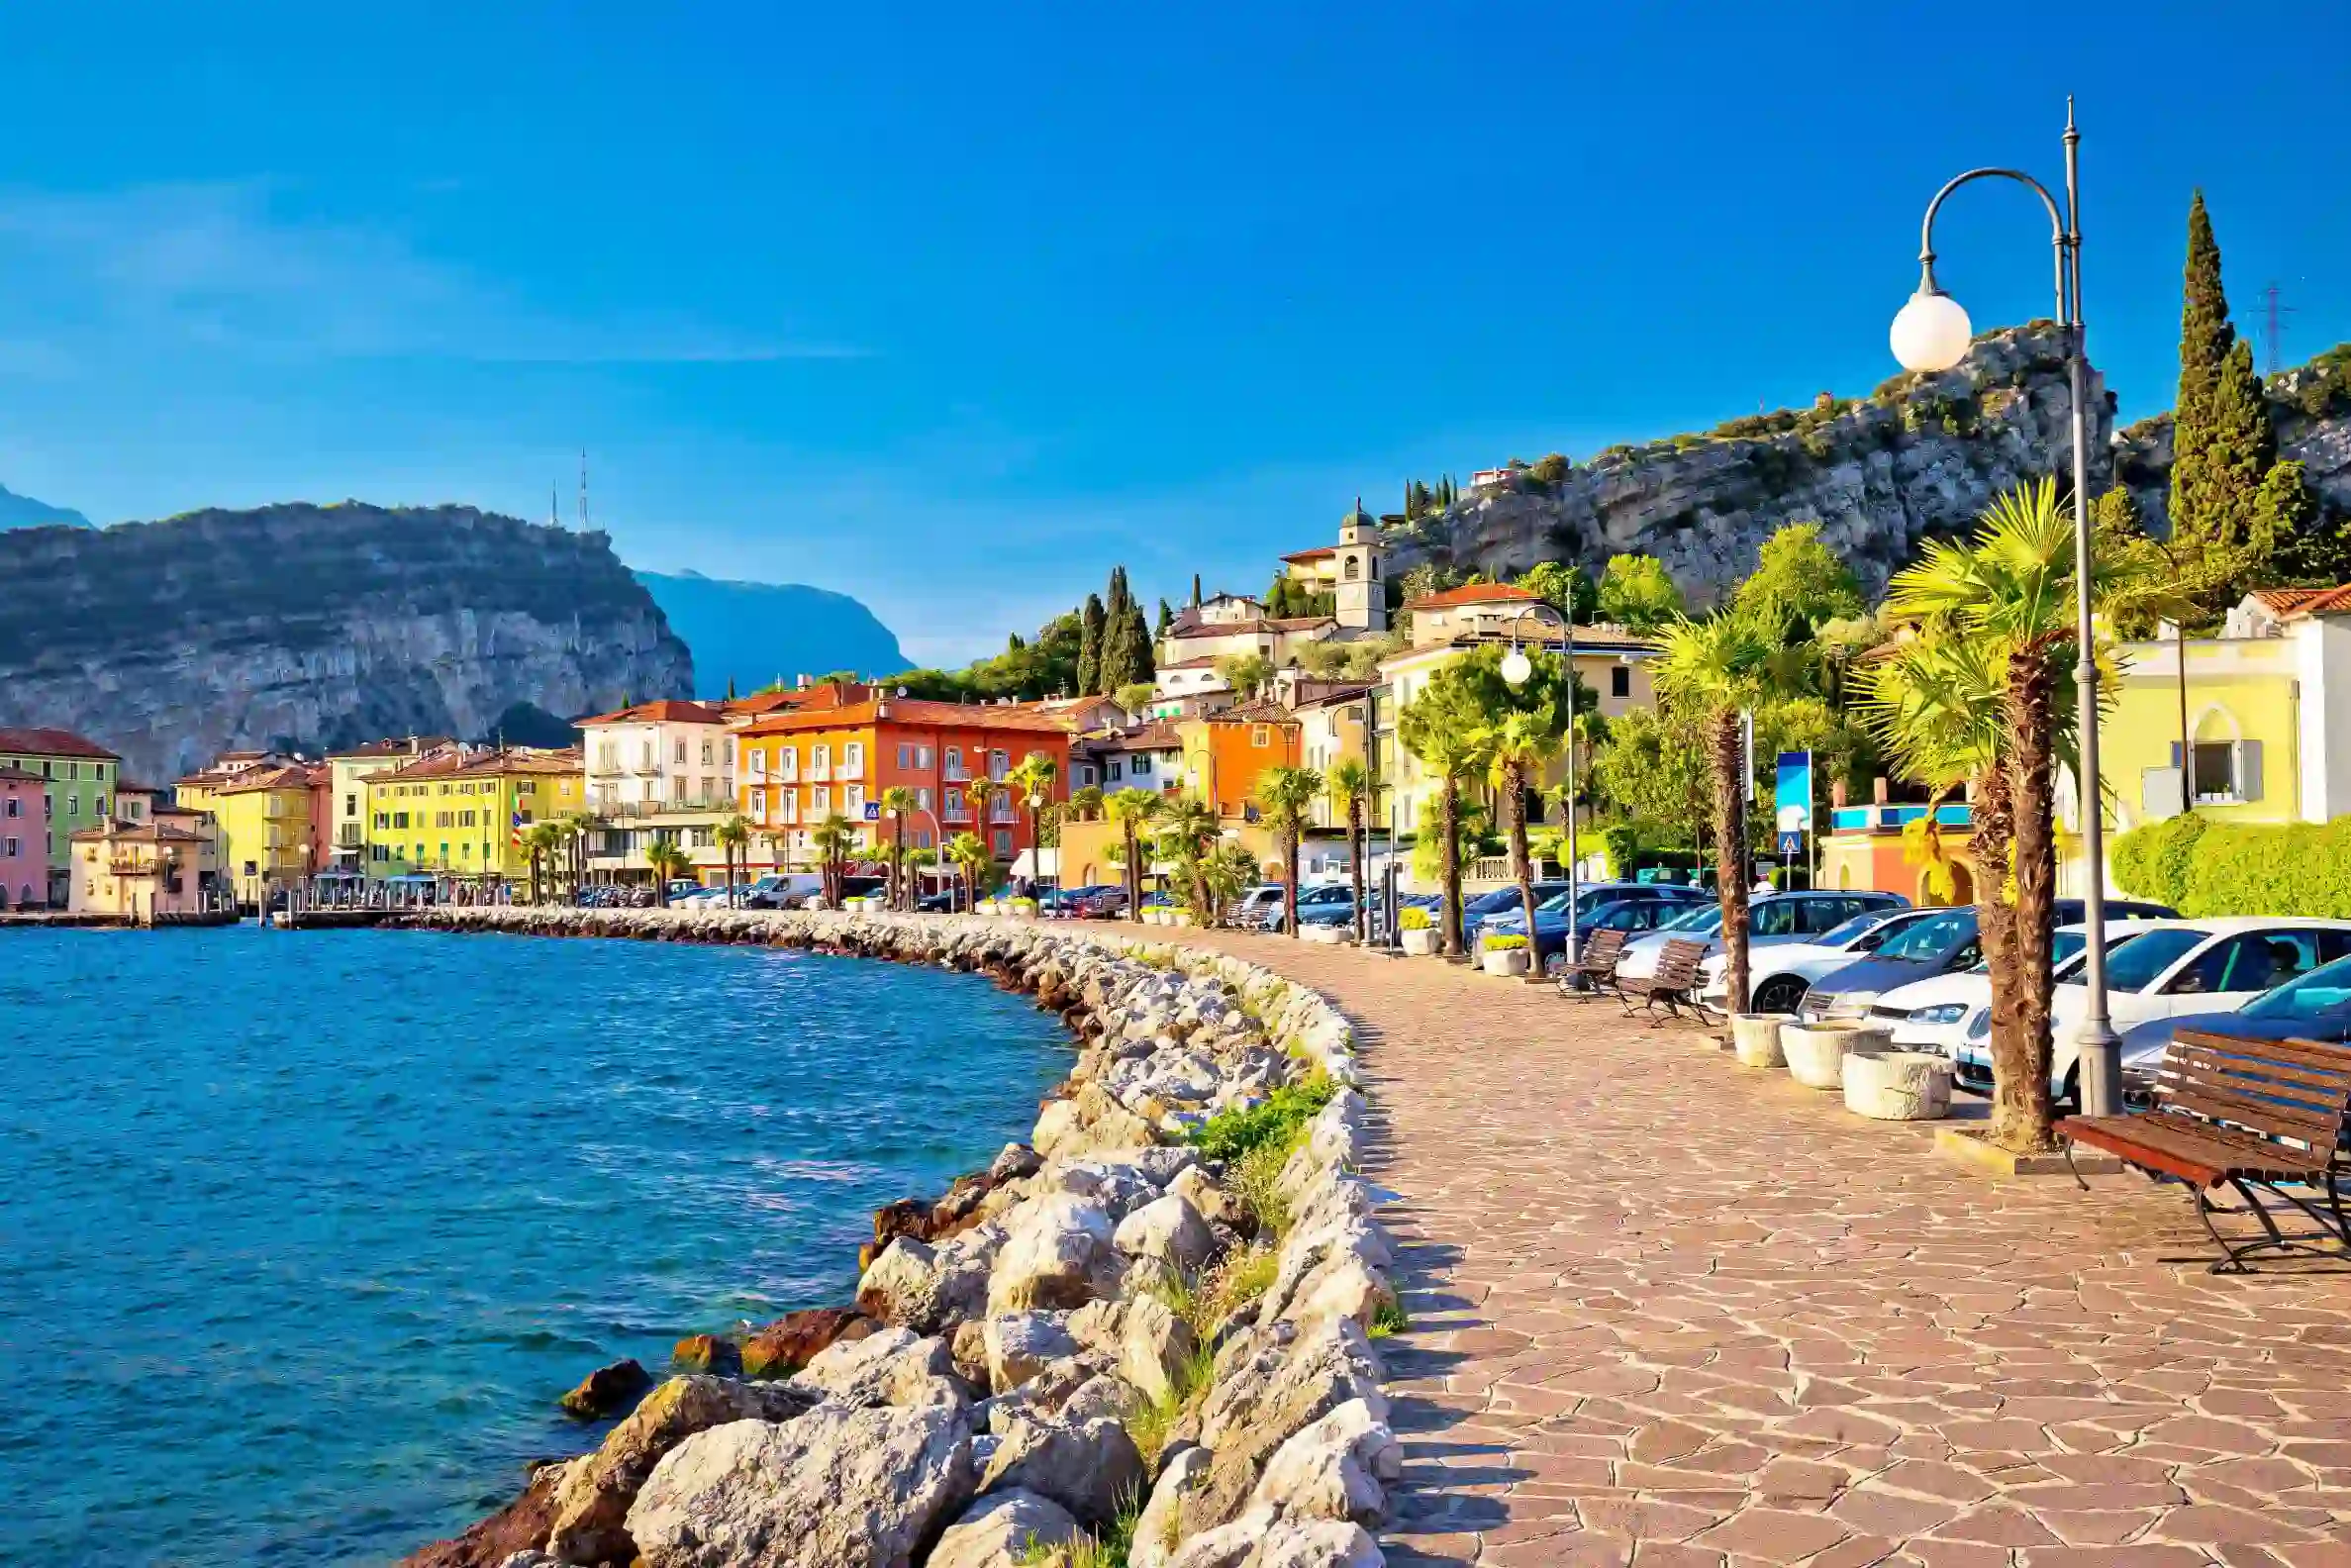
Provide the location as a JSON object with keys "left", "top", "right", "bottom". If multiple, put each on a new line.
{"left": 1752, "top": 976, "right": 1807, "bottom": 1015}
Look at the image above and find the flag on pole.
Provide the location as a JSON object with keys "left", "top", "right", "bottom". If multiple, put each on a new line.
{"left": 511, "top": 811, "right": 527, "bottom": 847}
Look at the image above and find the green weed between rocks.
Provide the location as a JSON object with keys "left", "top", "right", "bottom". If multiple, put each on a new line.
{"left": 1186, "top": 1069, "right": 1333, "bottom": 1165}
{"left": 1020, "top": 1488, "right": 1145, "bottom": 1568}
{"left": 1369, "top": 1296, "right": 1410, "bottom": 1338}
{"left": 1126, "top": 1338, "right": 1218, "bottom": 1466}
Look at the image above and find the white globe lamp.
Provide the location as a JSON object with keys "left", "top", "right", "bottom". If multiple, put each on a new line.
{"left": 1890, "top": 288, "right": 1973, "bottom": 372}
{"left": 1499, "top": 646, "right": 1532, "bottom": 687}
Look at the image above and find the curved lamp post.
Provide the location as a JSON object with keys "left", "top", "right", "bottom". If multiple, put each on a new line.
{"left": 1497, "top": 599, "right": 1579, "bottom": 968}
{"left": 1890, "top": 99, "right": 2121, "bottom": 1118}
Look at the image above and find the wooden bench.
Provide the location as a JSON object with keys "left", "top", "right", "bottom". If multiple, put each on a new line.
{"left": 2063, "top": 1028, "right": 2351, "bottom": 1274}
{"left": 1556, "top": 926, "right": 1628, "bottom": 1000}
{"left": 1616, "top": 936, "right": 1715, "bottom": 1027}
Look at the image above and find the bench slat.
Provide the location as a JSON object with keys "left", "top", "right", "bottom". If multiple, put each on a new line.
{"left": 2156, "top": 1079, "right": 2345, "bottom": 1142}
{"left": 2172, "top": 1029, "right": 2351, "bottom": 1084}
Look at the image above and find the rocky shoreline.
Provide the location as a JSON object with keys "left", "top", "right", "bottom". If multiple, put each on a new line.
{"left": 396, "top": 908, "right": 1400, "bottom": 1568}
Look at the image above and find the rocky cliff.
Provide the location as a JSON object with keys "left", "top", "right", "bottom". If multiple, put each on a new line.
{"left": 636, "top": 569, "right": 906, "bottom": 693}
{"left": 1386, "top": 325, "right": 2351, "bottom": 601}
{"left": 0, "top": 503, "right": 693, "bottom": 779}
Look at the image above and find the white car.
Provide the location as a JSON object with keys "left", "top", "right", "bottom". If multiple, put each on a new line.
{"left": 1615, "top": 891, "right": 1909, "bottom": 987}
{"left": 1931, "top": 917, "right": 2351, "bottom": 1101}
{"left": 1701, "top": 906, "right": 1941, "bottom": 1015}
{"left": 1868, "top": 920, "right": 2169, "bottom": 1058}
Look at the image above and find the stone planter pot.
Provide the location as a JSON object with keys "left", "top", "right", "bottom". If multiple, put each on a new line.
{"left": 1142, "top": 909, "right": 1164, "bottom": 926}
{"left": 1400, "top": 928, "right": 1438, "bottom": 956}
{"left": 1842, "top": 1046, "right": 1954, "bottom": 1121}
{"left": 1300, "top": 924, "right": 1345, "bottom": 944}
{"left": 1730, "top": 1013, "right": 1792, "bottom": 1068}
{"left": 1171, "top": 911, "right": 1195, "bottom": 928}
{"left": 1480, "top": 946, "right": 1530, "bottom": 977}
{"left": 1782, "top": 1022, "right": 1892, "bottom": 1090}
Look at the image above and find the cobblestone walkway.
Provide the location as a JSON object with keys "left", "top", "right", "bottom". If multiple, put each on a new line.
{"left": 1168, "top": 930, "right": 2351, "bottom": 1568}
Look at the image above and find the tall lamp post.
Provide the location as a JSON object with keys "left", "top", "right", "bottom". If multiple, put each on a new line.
{"left": 1498, "top": 597, "right": 1579, "bottom": 970}
{"left": 1889, "top": 99, "right": 2122, "bottom": 1118}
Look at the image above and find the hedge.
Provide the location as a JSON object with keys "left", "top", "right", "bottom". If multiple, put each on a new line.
{"left": 2109, "top": 812, "right": 2351, "bottom": 917}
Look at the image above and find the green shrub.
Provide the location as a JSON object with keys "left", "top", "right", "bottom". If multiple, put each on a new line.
{"left": 1369, "top": 1297, "right": 1410, "bottom": 1338}
{"left": 2109, "top": 811, "right": 2208, "bottom": 909}
{"left": 1185, "top": 1071, "right": 1334, "bottom": 1164}
{"left": 2182, "top": 820, "right": 2351, "bottom": 918}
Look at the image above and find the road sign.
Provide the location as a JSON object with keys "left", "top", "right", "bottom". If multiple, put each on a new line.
{"left": 862, "top": 802, "right": 881, "bottom": 822}
{"left": 1778, "top": 831, "right": 1805, "bottom": 857}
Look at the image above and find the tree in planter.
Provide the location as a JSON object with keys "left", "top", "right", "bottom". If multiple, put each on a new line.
{"left": 811, "top": 813, "right": 855, "bottom": 908}
{"left": 878, "top": 787, "right": 920, "bottom": 908}
{"left": 1877, "top": 478, "right": 2146, "bottom": 1150}
{"left": 1252, "top": 764, "right": 1325, "bottom": 936}
{"left": 1325, "top": 758, "right": 1375, "bottom": 942}
{"left": 1653, "top": 613, "right": 1805, "bottom": 1017}
{"left": 643, "top": 838, "right": 693, "bottom": 906}
{"left": 1104, "top": 787, "right": 1161, "bottom": 923}
{"left": 1482, "top": 709, "right": 1566, "bottom": 975}
{"left": 1399, "top": 679, "right": 1493, "bottom": 958}
{"left": 714, "top": 814, "right": 751, "bottom": 907}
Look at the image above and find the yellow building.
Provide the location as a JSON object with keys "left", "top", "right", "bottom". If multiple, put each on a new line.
{"left": 182, "top": 762, "right": 315, "bottom": 906}
{"left": 323, "top": 736, "right": 454, "bottom": 873}
{"left": 363, "top": 746, "right": 585, "bottom": 881}
{"left": 67, "top": 820, "right": 221, "bottom": 920}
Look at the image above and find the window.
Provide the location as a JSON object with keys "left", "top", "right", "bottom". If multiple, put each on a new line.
{"left": 66, "top": 794, "right": 77, "bottom": 816}
{"left": 701, "top": 740, "right": 714, "bottom": 765}
{"left": 945, "top": 746, "right": 966, "bottom": 780}
{"left": 2, "top": 798, "right": 13, "bottom": 818}
{"left": 1611, "top": 666, "right": 1631, "bottom": 699}
{"left": 994, "top": 829, "right": 1013, "bottom": 855}
{"left": 811, "top": 744, "right": 831, "bottom": 779}
{"left": 2063, "top": 928, "right": 2206, "bottom": 993}
{"left": 674, "top": 738, "right": 688, "bottom": 764}
{"left": 945, "top": 788, "right": 967, "bottom": 820}
{"left": 842, "top": 741, "right": 863, "bottom": 777}
{"left": 749, "top": 750, "right": 766, "bottom": 778}
{"left": 1132, "top": 755, "right": 1151, "bottom": 776}
{"left": 914, "top": 744, "right": 932, "bottom": 769}
{"left": 776, "top": 746, "right": 796, "bottom": 780}
{"left": 2, "top": 837, "right": 13, "bottom": 857}
{"left": 1108, "top": 759, "right": 1125, "bottom": 781}
{"left": 897, "top": 743, "right": 911, "bottom": 768}
{"left": 916, "top": 787, "right": 931, "bottom": 812}
{"left": 989, "top": 749, "right": 1009, "bottom": 780}
{"left": 2167, "top": 931, "right": 2325, "bottom": 997}
{"left": 812, "top": 786, "right": 830, "bottom": 813}
{"left": 344, "top": 793, "right": 357, "bottom": 815}
{"left": 1343, "top": 556, "right": 1359, "bottom": 581}
{"left": 845, "top": 785, "right": 866, "bottom": 818}
{"left": 1251, "top": 727, "right": 1271, "bottom": 748}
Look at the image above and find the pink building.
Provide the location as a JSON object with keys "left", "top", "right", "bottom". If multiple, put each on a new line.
{"left": 0, "top": 765, "right": 44, "bottom": 910}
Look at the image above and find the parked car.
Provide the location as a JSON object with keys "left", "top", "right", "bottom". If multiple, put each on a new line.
{"left": 1616, "top": 891, "right": 1910, "bottom": 984}
{"left": 1928, "top": 917, "right": 2351, "bottom": 1102}
{"left": 1479, "top": 881, "right": 1713, "bottom": 964}
{"left": 1263, "top": 884, "right": 1355, "bottom": 932}
{"left": 2128, "top": 949, "right": 2351, "bottom": 1096}
{"left": 1870, "top": 920, "right": 2164, "bottom": 1060}
{"left": 1697, "top": 904, "right": 1941, "bottom": 1014}
{"left": 1797, "top": 898, "right": 2179, "bottom": 1025}
{"left": 1228, "top": 886, "right": 1286, "bottom": 929}
{"left": 916, "top": 889, "right": 958, "bottom": 913}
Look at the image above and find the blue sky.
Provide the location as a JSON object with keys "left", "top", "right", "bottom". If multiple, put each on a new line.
{"left": 2, "top": 4, "right": 2346, "bottom": 665}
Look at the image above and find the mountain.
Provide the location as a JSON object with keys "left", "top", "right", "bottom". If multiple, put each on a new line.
{"left": 0, "top": 483, "right": 93, "bottom": 531}
{"left": 0, "top": 502, "right": 692, "bottom": 779}
{"left": 636, "top": 569, "right": 905, "bottom": 695}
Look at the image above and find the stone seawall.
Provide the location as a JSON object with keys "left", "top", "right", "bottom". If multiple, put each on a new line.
{"left": 399, "top": 908, "right": 1400, "bottom": 1568}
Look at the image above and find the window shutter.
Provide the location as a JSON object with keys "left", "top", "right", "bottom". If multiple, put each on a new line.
{"left": 2169, "top": 740, "right": 2182, "bottom": 768}
{"left": 2235, "top": 739, "right": 2263, "bottom": 803}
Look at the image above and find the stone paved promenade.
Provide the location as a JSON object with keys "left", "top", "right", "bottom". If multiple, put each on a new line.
{"left": 1165, "top": 930, "right": 2351, "bottom": 1568}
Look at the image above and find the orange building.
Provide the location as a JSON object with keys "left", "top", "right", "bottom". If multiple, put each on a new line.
{"left": 1178, "top": 702, "right": 1304, "bottom": 820}
{"left": 735, "top": 692, "right": 1074, "bottom": 868}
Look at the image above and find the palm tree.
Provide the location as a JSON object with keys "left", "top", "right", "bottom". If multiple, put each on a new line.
{"left": 1325, "top": 759, "right": 1375, "bottom": 942}
{"left": 1399, "top": 685, "right": 1492, "bottom": 959}
{"left": 1007, "top": 753, "right": 1059, "bottom": 892}
{"left": 1153, "top": 793, "right": 1223, "bottom": 923}
{"left": 1874, "top": 478, "right": 2143, "bottom": 1151}
{"left": 643, "top": 837, "right": 692, "bottom": 906}
{"left": 1654, "top": 612, "right": 1805, "bottom": 1017}
{"left": 1068, "top": 784, "right": 1105, "bottom": 824}
{"left": 879, "top": 786, "right": 921, "bottom": 909}
{"left": 947, "top": 831, "right": 991, "bottom": 911}
{"left": 714, "top": 814, "right": 751, "bottom": 907}
{"left": 963, "top": 774, "right": 1002, "bottom": 877}
{"left": 521, "top": 821, "right": 562, "bottom": 904}
{"left": 1252, "top": 764, "right": 1324, "bottom": 936}
{"left": 811, "top": 813, "right": 855, "bottom": 907}
{"left": 1483, "top": 710, "right": 1565, "bottom": 973}
{"left": 1104, "top": 787, "right": 1161, "bottom": 924}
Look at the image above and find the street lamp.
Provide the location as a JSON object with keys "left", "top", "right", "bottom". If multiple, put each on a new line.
{"left": 1892, "top": 99, "right": 2122, "bottom": 1117}
{"left": 1498, "top": 599, "right": 1580, "bottom": 973}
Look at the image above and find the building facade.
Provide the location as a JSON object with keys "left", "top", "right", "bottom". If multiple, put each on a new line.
{"left": 323, "top": 737, "right": 453, "bottom": 874}
{"left": 206, "top": 763, "right": 318, "bottom": 906}
{"left": 0, "top": 765, "right": 45, "bottom": 909}
{"left": 1176, "top": 703, "right": 1304, "bottom": 821}
{"left": 0, "top": 727, "right": 122, "bottom": 903}
{"left": 1278, "top": 501, "right": 1389, "bottom": 633}
{"left": 364, "top": 747, "right": 585, "bottom": 882}
{"left": 67, "top": 820, "right": 220, "bottom": 920}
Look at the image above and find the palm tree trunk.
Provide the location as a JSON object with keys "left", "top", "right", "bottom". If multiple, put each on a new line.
{"left": 1970, "top": 762, "right": 2018, "bottom": 1126}
{"left": 1124, "top": 823, "right": 1142, "bottom": 923}
{"left": 1347, "top": 799, "right": 1365, "bottom": 944}
{"left": 1439, "top": 776, "right": 1464, "bottom": 958}
{"left": 1507, "top": 758, "right": 1539, "bottom": 976}
{"left": 1711, "top": 708, "right": 1751, "bottom": 1014}
{"left": 1283, "top": 823, "right": 1299, "bottom": 936}
{"left": 2000, "top": 650, "right": 2061, "bottom": 1152}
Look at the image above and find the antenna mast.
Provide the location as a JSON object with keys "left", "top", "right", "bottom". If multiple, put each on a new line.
{"left": 2262, "top": 282, "right": 2297, "bottom": 376}
{"left": 578, "top": 451, "right": 590, "bottom": 533}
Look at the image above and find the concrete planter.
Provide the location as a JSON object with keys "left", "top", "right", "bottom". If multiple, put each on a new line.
{"left": 1300, "top": 924, "right": 1346, "bottom": 944}
{"left": 1730, "top": 1013, "right": 1792, "bottom": 1068}
{"left": 1480, "top": 946, "right": 1530, "bottom": 977}
{"left": 1400, "top": 928, "right": 1439, "bottom": 956}
{"left": 1170, "top": 910, "right": 1195, "bottom": 928}
{"left": 1782, "top": 1022, "right": 1892, "bottom": 1090}
{"left": 1842, "top": 1046, "right": 1954, "bottom": 1121}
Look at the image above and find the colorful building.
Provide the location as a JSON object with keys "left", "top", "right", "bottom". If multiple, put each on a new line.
{"left": 67, "top": 819, "right": 220, "bottom": 920}
{"left": 204, "top": 763, "right": 318, "bottom": 906}
{"left": 363, "top": 746, "right": 585, "bottom": 882}
{"left": 0, "top": 727, "right": 122, "bottom": 903}
{"left": 0, "top": 765, "right": 45, "bottom": 909}
{"left": 322, "top": 737, "right": 452, "bottom": 874}
{"left": 1176, "top": 703, "right": 1303, "bottom": 820}
{"left": 735, "top": 692, "right": 1073, "bottom": 869}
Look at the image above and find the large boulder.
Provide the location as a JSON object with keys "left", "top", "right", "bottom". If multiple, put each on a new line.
{"left": 857, "top": 1233, "right": 995, "bottom": 1333}
{"left": 1120, "top": 1294, "right": 1199, "bottom": 1408}
{"left": 546, "top": 1376, "right": 818, "bottom": 1565}
{"left": 980, "top": 1313, "right": 1081, "bottom": 1394}
{"left": 791, "top": 1326, "right": 968, "bottom": 1413}
{"left": 625, "top": 1404, "right": 976, "bottom": 1568}
{"left": 741, "top": 1308, "right": 868, "bottom": 1379}
{"left": 1178, "top": 1322, "right": 1385, "bottom": 1539}
{"left": 1163, "top": 1511, "right": 1381, "bottom": 1568}
{"left": 978, "top": 1416, "right": 1147, "bottom": 1530}
{"left": 672, "top": 1334, "right": 743, "bottom": 1376}
{"left": 400, "top": 1460, "right": 572, "bottom": 1568}
{"left": 985, "top": 1196, "right": 1120, "bottom": 1315}
{"left": 559, "top": 1358, "right": 653, "bottom": 1420}
{"left": 1248, "top": 1400, "right": 1400, "bottom": 1528}
{"left": 1129, "top": 1445, "right": 1210, "bottom": 1568}
{"left": 925, "top": 1489, "right": 1081, "bottom": 1568}
{"left": 1114, "top": 1195, "right": 1214, "bottom": 1276}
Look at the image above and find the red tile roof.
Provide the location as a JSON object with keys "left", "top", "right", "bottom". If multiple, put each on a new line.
{"left": 739, "top": 697, "right": 1078, "bottom": 738}
{"left": 2251, "top": 585, "right": 2351, "bottom": 619}
{"left": 214, "top": 763, "right": 318, "bottom": 795}
{"left": 1280, "top": 545, "right": 1337, "bottom": 564}
{"left": 1211, "top": 701, "right": 1302, "bottom": 726}
{"left": 0, "top": 764, "right": 46, "bottom": 783}
{"left": 576, "top": 699, "right": 729, "bottom": 727}
{"left": 70, "top": 821, "right": 212, "bottom": 844}
{"left": 1403, "top": 582, "right": 1541, "bottom": 611}
{"left": 327, "top": 735, "right": 454, "bottom": 759}
{"left": 1264, "top": 616, "right": 1337, "bottom": 631}
{"left": 0, "top": 727, "right": 119, "bottom": 760}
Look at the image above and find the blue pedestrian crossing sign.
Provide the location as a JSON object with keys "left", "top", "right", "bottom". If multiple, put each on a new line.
{"left": 1777, "top": 830, "right": 1804, "bottom": 857}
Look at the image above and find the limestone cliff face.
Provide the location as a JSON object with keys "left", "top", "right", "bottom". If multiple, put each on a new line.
{"left": 2113, "top": 349, "right": 2351, "bottom": 531}
{"left": 1388, "top": 324, "right": 2114, "bottom": 601}
{"left": 0, "top": 503, "right": 693, "bottom": 779}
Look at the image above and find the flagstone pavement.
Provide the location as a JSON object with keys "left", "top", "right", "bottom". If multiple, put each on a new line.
{"left": 1165, "top": 929, "right": 2351, "bottom": 1568}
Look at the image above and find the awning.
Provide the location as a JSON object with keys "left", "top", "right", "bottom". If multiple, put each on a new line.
{"left": 1009, "top": 847, "right": 1060, "bottom": 880}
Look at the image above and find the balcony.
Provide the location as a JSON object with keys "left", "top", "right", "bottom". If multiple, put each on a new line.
{"left": 1827, "top": 802, "right": 1972, "bottom": 833}
{"left": 336, "top": 825, "right": 365, "bottom": 848}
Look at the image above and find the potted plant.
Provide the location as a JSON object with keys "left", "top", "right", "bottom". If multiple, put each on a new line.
{"left": 1781, "top": 1020, "right": 1893, "bottom": 1089}
{"left": 1399, "top": 906, "right": 1438, "bottom": 956}
{"left": 1480, "top": 931, "right": 1530, "bottom": 977}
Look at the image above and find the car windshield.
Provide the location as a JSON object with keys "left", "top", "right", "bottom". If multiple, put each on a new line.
{"left": 2240, "top": 953, "right": 2351, "bottom": 1021}
{"left": 1873, "top": 908, "right": 1975, "bottom": 961}
{"left": 2058, "top": 927, "right": 2207, "bottom": 990}
{"left": 1975, "top": 928, "right": 2144, "bottom": 976}
{"left": 1816, "top": 910, "right": 1901, "bottom": 949}
{"left": 1658, "top": 904, "right": 1723, "bottom": 935}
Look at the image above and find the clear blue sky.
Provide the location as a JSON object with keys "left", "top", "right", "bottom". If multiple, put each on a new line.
{"left": 2, "top": 3, "right": 2345, "bottom": 665}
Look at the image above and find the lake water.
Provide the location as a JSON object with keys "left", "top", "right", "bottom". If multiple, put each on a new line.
{"left": 0, "top": 926, "right": 1067, "bottom": 1566}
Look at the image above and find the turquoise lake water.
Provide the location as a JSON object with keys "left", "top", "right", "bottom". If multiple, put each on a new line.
{"left": 0, "top": 926, "right": 1068, "bottom": 1566}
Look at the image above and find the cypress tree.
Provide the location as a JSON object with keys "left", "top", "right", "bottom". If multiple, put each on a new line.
{"left": 2167, "top": 192, "right": 2283, "bottom": 621}
{"left": 1156, "top": 598, "right": 1174, "bottom": 636}
{"left": 1076, "top": 593, "right": 1106, "bottom": 695}
{"left": 1190, "top": 572, "right": 1202, "bottom": 608}
{"left": 1118, "top": 601, "right": 1153, "bottom": 689}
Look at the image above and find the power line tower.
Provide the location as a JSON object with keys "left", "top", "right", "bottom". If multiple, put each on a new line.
{"left": 578, "top": 451, "right": 591, "bottom": 532}
{"left": 2262, "top": 281, "right": 2298, "bottom": 375}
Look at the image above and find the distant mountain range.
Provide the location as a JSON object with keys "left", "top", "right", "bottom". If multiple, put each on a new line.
{"left": 0, "top": 483, "right": 93, "bottom": 531}
{"left": 635, "top": 569, "right": 906, "bottom": 697}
